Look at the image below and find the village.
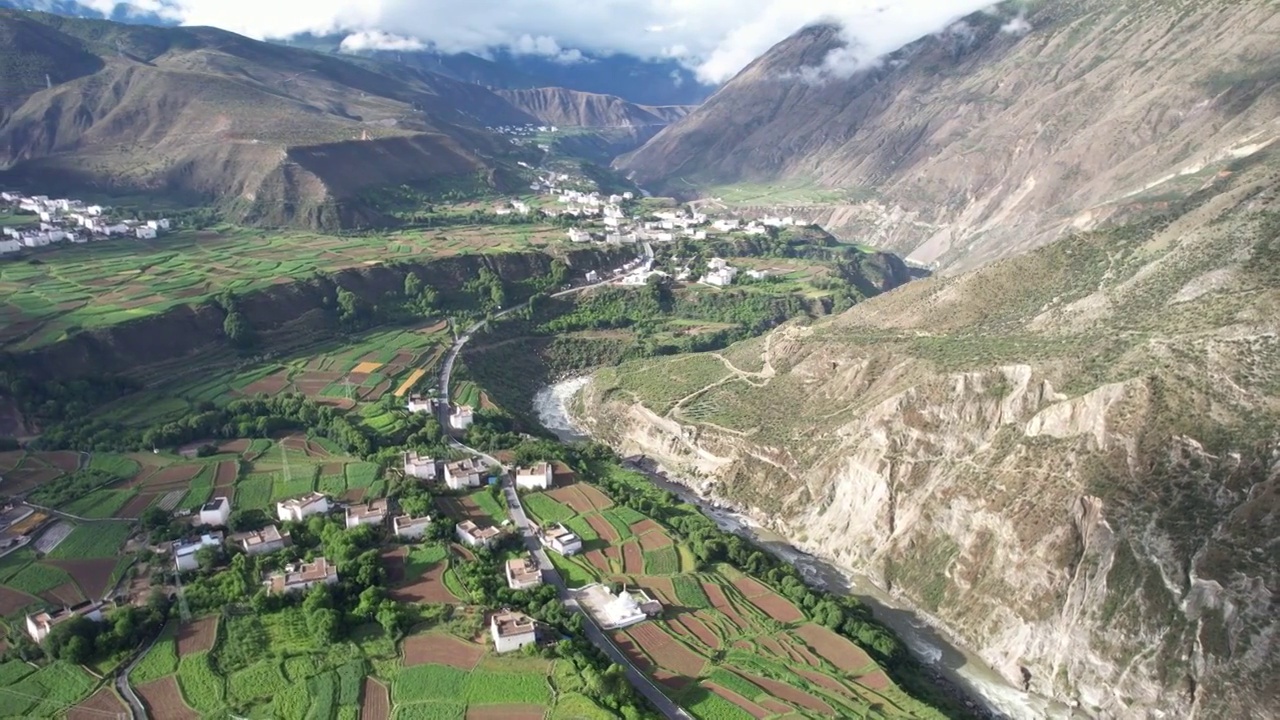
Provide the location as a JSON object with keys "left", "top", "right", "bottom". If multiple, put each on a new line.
{"left": 0, "top": 191, "right": 171, "bottom": 254}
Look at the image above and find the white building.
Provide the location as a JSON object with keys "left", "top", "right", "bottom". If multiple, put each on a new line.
{"left": 136, "top": 226, "right": 157, "bottom": 240}
{"left": 712, "top": 219, "right": 740, "bottom": 233}
{"left": 147, "top": 218, "right": 171, "bottom": 231}
{"left": 490, "top": 610, "right": 537, "bottom": 654}
{"left": 25, "top": 604, "right": 103, "bottom": 643}
{"left": 449, "top": 405, "right": 474, "bottom": 431}
{"left": 456, "top": 520, "right": 500, "bottom": 549}
{"left": 402, "top": 451, "right": 437, "bottom": 480}
{"left": 541, "top": 524, "right": 582, "bottom": 556}
{"left": 265, "top": 557, "right": 339, "bottom": 594}
{"left": 276, "top": 492, "right": 330, "bottom": 523}
{"left": 567, "top": 228, "right": 592, "bottom": 243}
{"left": 230, "top": 525, "right": 289, "bottom": 556}
{"left": 444, "top": 458, "right": 484, "bottom": 490}
{"left": 405, "top": 395, "right": 435, "bottom": 414}
{"left": 577, "top": 584, "right": 662, "bottom": 629}
{"left": 514, "top": 463, "right": 552, "bottom": 491}
{"left": 0, "top": 239, "right": 20, "bottom": 254}
{"left": 703, "top": 267, "right": 738, "bottom": 287}
{"left": 393, "top": 515, "right": 432, "bottom": 540}
{"left": 173, "top": 533, "right": 223, "bottom": 572}
{"left": 345, "top": 498, "right": 389, "bottom": 529}
{"left": 506, "top": 556, "right": 542, "bottom": 590}
{"left": 198, "top": 497, "right": 231, "bottom": 527}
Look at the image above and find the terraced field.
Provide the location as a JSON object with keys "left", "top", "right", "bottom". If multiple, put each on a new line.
{"left": 521, "top": 482, "right": 928, "bottom": 719}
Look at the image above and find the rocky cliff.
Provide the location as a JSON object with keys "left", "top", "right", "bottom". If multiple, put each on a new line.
{"left": 576, "top": 155, "right": 1280, "bottom": 718}
{"left": 617, "top": 0, "right": 1280, "bottom": 274}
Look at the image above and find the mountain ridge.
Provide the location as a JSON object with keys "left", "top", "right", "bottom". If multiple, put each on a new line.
{"left": 618, "top": 0, "right": 1280, "bottom": 273}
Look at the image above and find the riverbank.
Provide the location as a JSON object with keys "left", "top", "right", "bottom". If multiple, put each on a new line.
{"left": 535, "top": 378, "right": 1082, "bottom": 720}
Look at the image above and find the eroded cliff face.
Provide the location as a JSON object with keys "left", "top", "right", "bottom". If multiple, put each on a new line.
{"left": 578, "top": 346, "right": 1277, "bottom": 719}
{"left": 573, "top": 168, "right": 1280, "bottom": 718}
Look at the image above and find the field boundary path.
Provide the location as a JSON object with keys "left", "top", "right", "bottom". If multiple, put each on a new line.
{"left": 25, "top": 502, "right": 139, "bottom": 523}
{"left": 502, "top": 479, "right": 692, "bottom": 720}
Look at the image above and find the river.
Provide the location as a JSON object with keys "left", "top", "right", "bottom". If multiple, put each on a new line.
{"left": 535, "top": 378, "right": 1083, "bottom": 720}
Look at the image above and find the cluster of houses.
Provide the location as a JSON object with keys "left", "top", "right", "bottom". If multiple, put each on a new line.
{"left": 0, "top": 192, "right": 171, "bottom": 254}
{"left": 404, "top": 394, "right": 473, "bottom": 432}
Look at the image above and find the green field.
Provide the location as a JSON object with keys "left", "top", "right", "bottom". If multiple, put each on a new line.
{"left": 0, "top": 661, "right": 97, "bottom": 717}
{"left": 46, "top": 522, "right": 132, "bottom": 559}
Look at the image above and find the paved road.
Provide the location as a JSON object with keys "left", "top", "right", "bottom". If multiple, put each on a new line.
{"left": 117, "top": 642, "right": 151, "bottom": 720}
{"left": 502, "top": 480, "right": 692, "bottom": 720}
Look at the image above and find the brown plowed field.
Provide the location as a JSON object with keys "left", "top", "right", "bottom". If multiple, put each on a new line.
{"left": 638, "top": 529, "right": 674, "bottom": 550}
{"left": 466, "top": 705, "right": 546, "bottom": 720}
{"left": 0, "top": 587, "right": 37, "bottom": 615}
{"left": 654, "top": 670, "right": 690, "bottom": 693}
{"left": 621, "top": 541, "right": 644, "bottom": 574}
{"left": 40, "top": 582, "right": 84, "bottom": 607}
{"left": 702, "top": 582, "right": 749, "bottom": 630}
{"left": 434, "top": 495, "right": 489, "bottom": 524}
{"left": 739, "top": 670, "right": 833, "bottom": 714}
{"left": 117, "top": 492, "right": 158, "bottom": 519}
{"left": 665, "top": 619, "right": 692, "bottom": 640}
{"left": 36, "top": 451, "right": 80, "bottom": 473}
{"left": 732, "top": 577, "right": 769, "bottom": 598}
{"left": 241, "top": 371, "right": 290, "bottom": 396}
{"left": 403, "top": 633, "right": 484, "bottom": 668}
{"left": 858, "top": 669, "right": 892, "bottom": 691}
{"left": 780, "top": 634, "right": 822, "bottom": 667}
{"left": 585, "top": 550, "right": 610, "bottom": 573}
{"left": 67, "top": 686, "right": 128, "bottom": 720}
{"left": 382, "top": 548, "right": 406, "bottom": 583}
{"left": 635, "top": 577, "right": 676, "bottom": 605}
{"left": 49, "top": 558, "right": 117, "bottom": 599}
{"left": 177, "top": 616, "right": 218, "bottom": 656}
{"left": 343, "top": 488, "right": 368, "bottom": 503}
{"left": 360, "top": 678, "right": 390, "bottom": 720}
{"left": 137, "top": 676, "right": 199, "bottom": 720}
{"left": 546, "top": 486, "right": 593, "bottom": 514}
{"left": 141, "top": 464, "right": 202, "bottom": 491}
{"left": 795, "top": 623, "right": 874, "bottom": 669}
{"left": 585, "top": 514, "right": 618, "bottom": 543}
{"left": 627, "top": 623, "right": 705, "bottom": 677}
{"left": 219, "top": 439, "right": 250, "bottom": 453}
{"left": 4, "top": 467, "right": 60, "bottom": 492}
{"left": 703, "top": 682, "right": 770, "bottom": 719}
{"left": 0, "top": 451, "right": 22, "bottom": 472}
{"left": 214, "top": 461, "right": 238, "bottom": 488}
{"left": 610, "top": 631, "right": 653, "bottom": 671}
{"left": 321, "top": 462, "right": 346, "bottom": 476}
{"left": 629, "top": 519, "right": 663, "bottom": 535}
{"left": 390, "top": 557, "right": 457, "bottom": 605}
{"left": 745, "top": 590, "right": 804, "bottom": 623}
{"left": 796, "top": 668, "right": 858, "bottom": 699}
{"left": 755, "top": 635, "right": 786, "bottom": 658}
{"left": 759, "top": 697, "right": 794, "bottom": 715}
{"left": 678, "top": 615, "right": 720, "bottom": 649}
{"left": 575, "top": 484, "right": 614, "bottom": 510}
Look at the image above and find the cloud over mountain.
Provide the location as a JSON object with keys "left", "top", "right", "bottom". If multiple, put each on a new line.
{"left": 67, "top": 0, "right": 996, "bottom": 82}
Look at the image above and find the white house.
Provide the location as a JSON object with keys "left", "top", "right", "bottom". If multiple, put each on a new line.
{"left": 265, "top": 557, "right": 339, "bottom": 594}
{"left": 198, "top": 497, "right": 231, "bottom": 527}
{"left": 147, "top": 218, "right": 171, "bottom": 231}
{"left": 21, "top": 235, "right": 49, "bottom": 248}
{"left": 393, "top": 515, "right": 432, "bottom": 540}
{"left": 444, "top": 458, "right": 484, "bottom": 490}
{"left": 712, "top": 219, "right": 740, "bottom": 233}
{"left": 173, "top": 533, "right": 224, "bottom": 572}
{"left": 505, "top": 556, "right": 542, "bottom": 590}
{"left": 514, "top": 463, "right": 552, "bottom": 491}
{"left": 456, "top": 520, "right": 500, "bottom": 549}
{"left": 345, "top": 498, "right": 389, "bottom": 529}
{"left": 449, "top": 405, "right": 474, "bottom": 431}
{"left": 276, "top": 492, "right": 330, "bottom": 523}
{"left": 85, "top": 205, "right": 104, "bottom": 217}
{"left": 25, "top": 603, "right": 103, "bottom": 643}
{"left": 402, "top": 451, "right": 437, "bottom": 480}
{"left": 0, "top": 239, "right": 20, "bottom": 254}
{"left": 490, "top": 610, "right": 537, "bottom": 654}
{"left": 136, "top": 226, "right": 157, "bottom": 240}
{"left": 230, "top": 525, "right": 289, "bottom": 556}
{"left": 702, "top": 267, "right": 738, "bottom": 287}
{"left": 541, "top": 524, "right": 582, "bottom": 556}
{"left": 567, "top": 228, "right": 592, "bottom": 243}
{"left": 405, "top": 395, "right": 435, "bottom": 414}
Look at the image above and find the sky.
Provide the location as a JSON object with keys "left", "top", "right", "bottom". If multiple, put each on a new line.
{"left": 74, "top": 0, "right": 1003, "bottom": 83}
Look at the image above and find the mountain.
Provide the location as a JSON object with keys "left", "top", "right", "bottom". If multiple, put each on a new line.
{"left": 0, "top": 11, "right": 687, "bottom": 228}
{"left": 495, "top": 88, "right": 689, "bottom": 128}
{"left": 0, "top": 1, "right": 717, "bottom": 106}
{"left": 579, "top": 147, "right": 1280, "bottom": 718}
{"left": 618, "top": 0, "right": 1280, "bottom": 273}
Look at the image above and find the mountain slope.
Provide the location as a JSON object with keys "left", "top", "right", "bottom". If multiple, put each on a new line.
{"left": 579, "top": 150, "right": 1280, "bottom": 718}
{"left": 495, "top": 88, "right": 690, "bottom": 128}
{"left": 618, "top": 0, "right": 1280, "bottom": 273}
{"left": 0, "top": 11, "right": 691, "bottom": 228}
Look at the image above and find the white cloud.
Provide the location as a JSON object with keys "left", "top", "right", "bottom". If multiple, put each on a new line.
{"left": 339, "top": 30, "right": 424, "bottom": 52}
{"left": 1001, "top": 15, "right": 1032, "bottom": 35}
{"left": 77, "top": 0, "right": 1003, "bottom": 84}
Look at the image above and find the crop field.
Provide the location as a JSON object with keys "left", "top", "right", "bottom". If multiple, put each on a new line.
{"left": 384, "top": 546, "right": 458, "bottom": 605}
{"left": 46, "top": 522, "right": 132, "bottom": 559}
{"left": 0, "top": 224, "right": 554, "bottom": 350}
{"left": 522, "top": 480, "right": 925, "bottom": 719}
{"left": 0, "top": 660, "right": 98, "bottom": 717}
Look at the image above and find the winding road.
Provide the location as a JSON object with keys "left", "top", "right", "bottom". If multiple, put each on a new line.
{"left": 436, "top": 251, "right": 692, "bottom": 720}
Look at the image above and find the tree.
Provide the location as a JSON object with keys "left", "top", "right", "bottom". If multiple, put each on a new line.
{"left": 404, "top": 272, "right": 422, "bottom": 298}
